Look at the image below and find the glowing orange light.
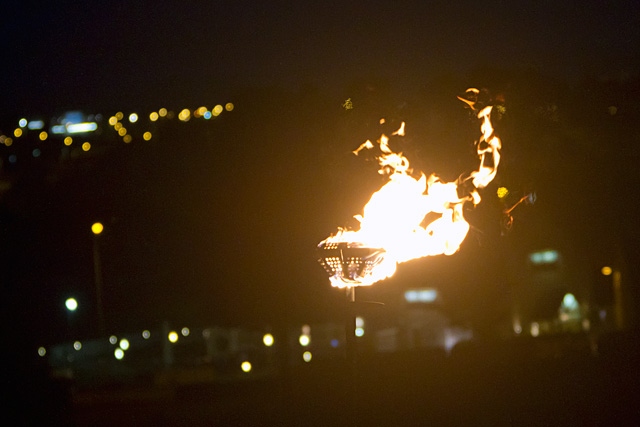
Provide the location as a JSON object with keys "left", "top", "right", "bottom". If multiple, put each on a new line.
{"left": 64, "top": 136, "right": 73, "bottom": 146}
{"left": 319, "top": 89, "right": 502, "bottom": 288}
{"left": 82, "top": 142, "right": 91, "bottom": 151}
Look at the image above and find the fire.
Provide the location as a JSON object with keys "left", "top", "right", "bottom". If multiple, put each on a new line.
{"left": 318, "top": 89, "right": 502, "bottom": 288}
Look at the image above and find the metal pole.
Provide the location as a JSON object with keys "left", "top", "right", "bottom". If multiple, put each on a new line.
{"left": 93, "top": 235, "right": 105, "bottom": 337}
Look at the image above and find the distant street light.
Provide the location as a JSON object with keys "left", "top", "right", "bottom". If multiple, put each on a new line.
{"left": 92, "top": 222, "right": 105, "bottom": 336}
{"left": 65, "top": 297, "right": 78, "bottom": 312}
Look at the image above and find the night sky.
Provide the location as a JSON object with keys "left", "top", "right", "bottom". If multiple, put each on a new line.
{"left": 2, "top": 1, "right": 640, "bottom": 348}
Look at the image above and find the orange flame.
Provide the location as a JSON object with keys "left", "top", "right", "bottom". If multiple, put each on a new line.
{"left": 320, "top": 89, "right": 501, "bottom": 288}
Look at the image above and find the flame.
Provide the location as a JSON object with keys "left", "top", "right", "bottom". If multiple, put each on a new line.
{"left": 319, "top": 89, "right": 502, "bottom": 288}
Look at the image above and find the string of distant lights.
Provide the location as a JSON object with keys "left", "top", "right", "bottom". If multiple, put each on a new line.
{"left": 0, "top": 102, "right": 234, "bottom": 165}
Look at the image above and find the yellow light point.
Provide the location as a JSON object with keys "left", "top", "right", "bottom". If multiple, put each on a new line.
{"left": 149, "top": 112, "right": 159, "bottom": 122}
{"left": 74, "top": 341, "right": 82, "bottom": 351}
{"left": 143, "top": 131, "right": 152, "bottom": 141}
{"left": 178, "top": 109, "right": 191, "bottom": 122}
{"left": 299, "top": 335, "right": 310, "bottom": 346}
{"left": 82, "top": 142, "right": 91, "bottom": 151}
{"left": 38, "top": 347, "right": 46, "bottom": 357}
{"left": 497, "top": 187, "right": 509, "bottom": 199}
{"left": 241, "top": 361, "right": 252, "bottom": 373}
{"left": 119, "top": 338, "right": 130, "bottom": 350}
{"left": 114, "top": 122, "right": 123, "bottom": 131}
{"left": 118, "top": 128, "right": 127, "bottom": 136}
{"left": 302, "top": 351, "right": 312, "bottom": 362}
{"left": 64, "top": 136, "right": 73, "bottom": 146}
{"left": 39, "top": 131, "right": 48, "bottom": 141}
{"left": 123, "top": 135, "right": 132, "bottom": 143}
{"left": 4, "top": 137, "right": 12, "bottom": 146}
{"left": 14, "top": 128, "right": 22, "bottom": 138}
{"left": 263, "top": 333, "right": 274, "bottom": 347}
{"left": 197, "top": 106, "right": 208, "bottom": 116}
{"left": 379, "top": 118, "right": 386, "bottom": 124}
{"left": 114, "top": 348, "right": 124, "bottom": 360}
{"left": 158, "top": 108, "right": 167, "bottom": 117}
{"left": 601, "top": 266, "right": 613, "bottom": 276}
{"left": 115, "top": 111, "right": 124, "bottom": 120}
{"left": 168, "top": 331, "right": 179, "bottom": 343}
{"left": 108, "top": 116, "right": 118, "bottom": 126}
{"left": 225, "top": 103, "right": 234, "bottom": 111}
{"left": 91, "top": 222, "right": 103, "bottom": 235}
{"left": 212, "top": 105, "right": 223, "bottom": 116}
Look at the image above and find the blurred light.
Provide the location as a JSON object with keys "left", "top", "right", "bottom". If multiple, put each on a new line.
{"left": 108, "top": 116, "right": 118, "bottom": 126}
{"left": 114, "top": 122, "right": 123, "bottom": 131}
{"left": 65, "top": 297, "right": 78, "bottom": 312}
{"left": 158, "top": 108, "right": 167, "bottom": 117}
{"left": 18, "top": 118, "right": 27, "bottom": 128}
{"left": 379, "top": 118, "right": 386, "bottom": 124}
{"left": 119, "top": 338, "right": 130, "bottom": 351}
{"left": 8, "top": 154, "right": 17, "bottom": 163}
{"left": 128, "top": 113, "right": 138, "bottom": 123}
{"left": 67, "top": 122, "right": 97, "bottom": 133}
{"left": 202, "top": 329, "right": 211, "bottom": 339}
{"left": 530, "top": 322, "right": 540, "bottom": 337}
{"left": 143, "top": 131, "right": 152, "bottom": 141}
{"left": 114, "top": 348, "right": 124, "bottom": 360}
{"left": 109, "top": 335, "right": 118, "bottom": 345}
{"left": 299, "top": 335, "right": 310, "bottom": 347}
{"left": 51, "top": 125, "right": 66, "bottom": 134}
{"left": 181, "top": 327, "right": 190, "bottom": 337}
{"left": 302, "top": 351, "right": 312, "bottom": 362}
{"left": 355, "top": 327, "right": 364, "bottom": 337}
{"left": 404, "top": 289, "right": 438, "bottom": 303}
{"left": 32, "top": 148, "right": 41, "bottom": 158}
{"left": 149, "top": 112, "right": 159, "bottom": 122}
{"left": 123, "top": 135, "right": 132, "bottom": 143}
{"left": 142, "top": 330, "right": 151, "bottom": 339}
{"left": 82, "top": 142, "right": 91, "bottom": 151}
{"left": 73, "top": 341, "right": 82, "bottom": 351}
{"left": 115, "top": 112, "right": 124, "bottom": 120}
{"left": 118, "top": 128, "right": 127, "bottom": 136}
{"left": 196, "top": 106, "right": 208, "bottom": 117}
{"left": 330, "top": 339, "right": 339, "bottom": 348}
{"left": 27, "top": 120, "right": 44, "bottom": 130}
{"left": 91, "top": 222, "right": 103, "bottom": 235}
{"left": 13, "top": 128, "right": 22, "bottom": 138}
{"left": 263, "top": 333, "right": 274, "bottom": 347}
{"left": 529, "top": 249, "right": 559, "bottom": 265}
{"left": 38, "top": 347, "right": 46, "bottom": 357}
{"left": 203, "top": 111, "right": 212, "bottom": 119}
{"left": 497, "top": 186, "right": 509, "bottom": 199}
{"left": 608, "top": 106, "right": 618, "bottom": 115}
{"left": 561, "top": 293, "right": 579, "bottom": 311}
{"left": 601, "top": 266, "right": 612, "bottom": 276}
{"left": 168, "top": 331, "right": 179, "bottom": 343}
{"left": 582, "top": 318, "right": 591, "bottom": 331}
{"left": 178, "top": 109, "right": 191, "bottom": 121}
{"left": 241, "top": 361, "right": 252, "bottom": 373}
{"left": 4, "top": 138, "right": 13, "bottom": 147}
{"left": 355, "top": 316, "right": 364, "bottom": 328}
{"left": 39, "top": 131, "right": 48, "bottom": 141}
{"left": 225, "top": 103, "right": 234, "bottom": 111}
{"left": 302, "top": 324, "right": 310, "bottom": 335}
{"left": 212, "top": 105, "right": 223, "bottom": 116}
{"left": 64, "top": 136, "right": 73, "bottom": 146}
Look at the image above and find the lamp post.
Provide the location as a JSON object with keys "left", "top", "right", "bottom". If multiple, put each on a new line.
{"left": 92, "top": 222, "right": 105, "bottom": 337}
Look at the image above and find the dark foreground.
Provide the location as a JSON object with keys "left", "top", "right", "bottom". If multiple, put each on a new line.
{"left": 29, "top": 332, "right": 640, "bottom": 426}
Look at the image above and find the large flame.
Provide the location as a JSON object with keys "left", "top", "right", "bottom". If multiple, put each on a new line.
{"left": 319, "top": 89, "right": 502, "bottom": 288}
